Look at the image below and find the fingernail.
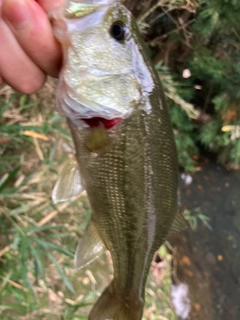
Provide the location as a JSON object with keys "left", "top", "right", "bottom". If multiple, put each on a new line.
{"left": 3, "top": 0, "right": 30, "bottom": 29}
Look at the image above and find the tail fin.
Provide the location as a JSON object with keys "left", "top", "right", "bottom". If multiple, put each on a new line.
{"left": 89, "top": 282, "right": 144, "bottom": 320}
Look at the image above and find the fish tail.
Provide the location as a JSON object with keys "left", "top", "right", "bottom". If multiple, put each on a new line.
{"left": 89, "top": 282, "right": 144, "bottom": 320}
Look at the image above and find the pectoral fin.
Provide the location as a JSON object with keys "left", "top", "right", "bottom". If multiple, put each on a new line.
{"left": 168, "top": 211, "right": 188, "bottom": 235}
{"left": 74, "top": 220, "right": 105, "bottom": 269}
{"left": 52, "top": 158, "right": 84, "bottom": 204}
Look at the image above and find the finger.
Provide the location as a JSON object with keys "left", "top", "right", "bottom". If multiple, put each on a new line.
{"left": 36, "top": 0, "right": 65, "bottom": 13}
{"left": 3, "top": 0, "right": 62, "bottom": 78}
{"left": 0, "top": 76, "right": 3, "bottom": 87}
{"left": 0, "top": 18, "right": 46, "bottom": 93}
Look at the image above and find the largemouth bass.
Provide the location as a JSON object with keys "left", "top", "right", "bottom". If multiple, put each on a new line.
{"left": 50, "top": 0, "right": 185, "bottom": 319}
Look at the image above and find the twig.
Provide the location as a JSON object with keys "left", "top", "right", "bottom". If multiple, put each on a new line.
{"left": 165, "top": 87, "right": 200, "bottom": 119}
{"left": 171, "top": 247, "right": 179, "bottom": 285}
{"left": 37, "top": 203, "right": 69, "bottom": 226}
{"left": 33, "top": 137, "right": 44, "bottom": 161}
{"left": 150, "top": 18, "right": 195, "bottom": 45}
{"left": 0, "top": 244, "right": 13, "bottom": 258}
{"left": 23, "top": 130, "right": 49, "bottom": 141}
{"left": 148, "top": 8, "right": 171, "bottom": 25}
{"left": 1, "top": 276, "right": 27, "bottom": 291}
{"left": 138, "top": 0, "right": 165, "bottom": 23}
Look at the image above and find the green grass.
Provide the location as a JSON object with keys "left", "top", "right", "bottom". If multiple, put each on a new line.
{"left": 0, "top": 83, "right": 95, "bottom": 319}
{"left": 184, "top": 207, "right": 212, "bottom": 231}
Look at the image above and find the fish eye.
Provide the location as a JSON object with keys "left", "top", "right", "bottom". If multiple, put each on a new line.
{"left": 110, "top": 21, "right": 126, "bottom": 41}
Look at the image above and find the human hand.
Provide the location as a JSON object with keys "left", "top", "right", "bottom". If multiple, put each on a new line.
{"left": 0, "top": 0, "right": 63, "bottom": 93}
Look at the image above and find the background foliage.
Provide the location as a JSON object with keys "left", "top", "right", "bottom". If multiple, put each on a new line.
{"left": 1, "top": 0, "right": 240, "bottom": 319}
{"left": 125, "top": 0, "right": 240, "bottom": 171}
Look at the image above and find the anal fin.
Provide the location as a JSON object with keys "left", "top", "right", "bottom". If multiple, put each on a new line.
{"left": 74, "top": 220, "right": 105, "bottom": 269}
{"left": 168, "top": 210, "right": 188, "bottom": 236}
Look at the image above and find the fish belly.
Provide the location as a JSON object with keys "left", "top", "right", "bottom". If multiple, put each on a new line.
{"left": 68, "top": 100, "right": 177, "bottom": 303}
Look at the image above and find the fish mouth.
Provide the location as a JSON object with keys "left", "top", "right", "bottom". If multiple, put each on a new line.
{"left": 82, "top": 117, "right": 122, "bottom": 130}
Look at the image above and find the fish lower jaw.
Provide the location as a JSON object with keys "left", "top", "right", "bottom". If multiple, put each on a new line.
{"left": 82, "top": 117, "right": 122, "bottom": 130}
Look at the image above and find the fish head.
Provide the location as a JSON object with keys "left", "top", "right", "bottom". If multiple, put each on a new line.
{"left": 51, "top": 0, "right": 154, "bottom": 129}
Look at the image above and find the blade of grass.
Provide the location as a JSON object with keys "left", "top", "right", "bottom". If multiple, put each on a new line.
{"left": 19, "top": 236, "right": 35, "bottom": 297}
{"left": 29, "top": 243, "right": 47, "bottom": 286}
{"left": 47, "top": 252, "right": 75, "bottom": 293}
{"left": 19, "top": 224, "right": 66, "bottom": 234}
{"left": 33, "top": 238, "right": 74, "bottom": 258}
{"left": 10, "top": 204, "right": 34, "bottom": 216}
{"left": 12, "top": 231, "right": 21, "bottom": 251}
{"left": 0, "top": 167, "right": 20, "bottom": 192}
{"left": 0, "top": 96, "right": 17, "bottom": 117}
{"left": 44, "top": 233, "right": 75, "bottom": 239}
{"left": 0, "top": 304, "right": 27, "bottom": 311}
{"left": 65, "top": 301, "right": 92, "bottom": 318}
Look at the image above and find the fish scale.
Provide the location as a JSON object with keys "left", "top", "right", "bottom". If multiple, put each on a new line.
{"left": 68, "top": 92, "right": 178, "bottom": 316}
{"left": 51, "top": 0, "right": 182, "bottom": 318}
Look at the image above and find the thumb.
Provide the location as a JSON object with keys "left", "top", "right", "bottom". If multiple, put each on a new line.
{"left": 36, "top": 0, "right": 65, "bottom": 13}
